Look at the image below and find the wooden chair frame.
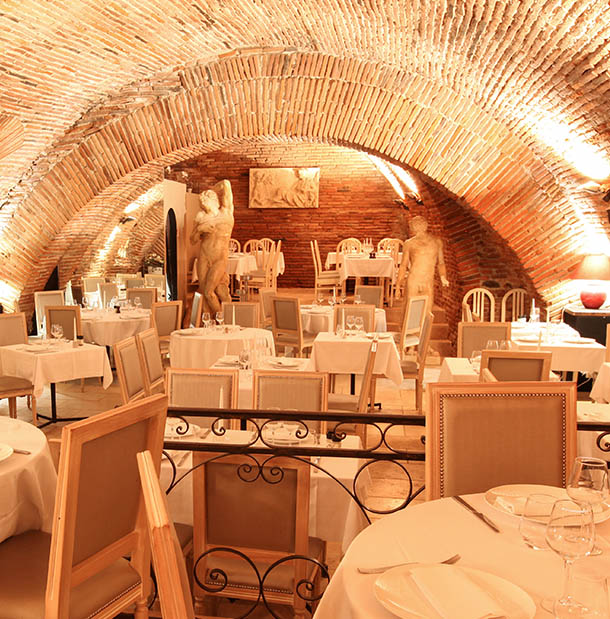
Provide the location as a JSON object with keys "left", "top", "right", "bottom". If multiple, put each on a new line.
{"left": 114, "top": 336, "right": 147, "bottom": 404}
{"left": 395, "top": 295, "right": 429, "bottom": 358}
{"left": 34, "top": 290, "right": 65, "bottom": 335}
{"left": 271, "top": 296, "right": 313, "bottom": 357}
{"left": 136, "top": 328, "right": 165, "bottom": 396}
{"left": 152, "top": 301, "right": 183, "bottom": 338}
{"left": 426, "top": 381, "right": 576, "bottom": 500}
{"left": 43, "top": 394, "right": 167, "bottom": 618}
{"left": 125, "top": 278, "right": 146, "bottom": 289}
{"left": 401, "top": 312, "right": 434, "bottom": 412}
{"left": 253, "top": 370, "right": 329, "bottom": 412}
{"left": 137, "top": 450, "right": 195, "bottom": 619}
{"left": 456, "top": 321, "right": 512, "bottom": 359}
{"left": 480, "top": 350, "right": 552, "bottom": 382}
{"left": 221, "top": 301, "right": 260, "bottom": 328}
{"left": 228, "top": 238, "right": 241, "bottom": 253}
{"left": 462, "top": 287, "right": 496, "bottom": 322}
{"left": 310, "top": 240, "right": 341, "bottom": 297}
{"left": 336, "top": 238, "right": 362, "bottom": 255}
{"left": 500, "top": 288, "right": 527, "bottom": 322}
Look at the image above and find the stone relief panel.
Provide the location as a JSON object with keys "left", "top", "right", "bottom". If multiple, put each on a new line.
{"left": 249, "top": 167, "right": 320, "bottom": 208}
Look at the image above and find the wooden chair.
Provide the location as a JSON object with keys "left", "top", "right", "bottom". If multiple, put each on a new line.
{"left": 480, "top": 350, "right": 552, "bottom": 382}
{"left": 45, "top": 305, "right": 82, "bottom": 340}
{"left": 606, "top": 323, "right": 610, "bottom": 362}
{"left": 0, "top": 393, "right": 168, "bottom": 618}
{"left": 81, "top": 276, "right": 106, "bottom": 294}
{"left": 34, "top": 290, "right": 65, "bottom": 335}
{"left": 377, "top": 239, "right": 402, "bottom": 306}
{"left": 127, "top": 287, "right": 157, "bottom": 309}
{"left": 354, "top": 284, "right": 384, "bottom": 308}
{"left": 248, "top": 243, "right": 277, "bottom": 292}
{"left": 135, "top": 328, "right": 165, "bottom": 396}
{"left": 259, "top": 237, "right": 275, "bottom": 253}
{"left": 253, "top": 370, "right": 328, "bottom": 414}
{"left": 144, "top": 273, "right": 165, "bottom": 289}
{"left": 401, "top": 312, "right": 434, "bottom": 412}
{"left": 192, "top": 453, "right": 326, "bottom": 617}
{"left": 152, "top": 301, "right": 183, "bottom": 355}
{"left": 501, "top": 288, "right": 527, "bottom": 322}
{"left": 270, "top": 239, "right": 283, "bottom": 289}
{"left": 221, "top": 301, "right": 260, "bottom": 328}
{"left": 462, "top": 287, "right": 495, "bottom": 322}
{"left": 114, "top": 336, "right": 147, "bottom": 404}
{"left": 310, "top": 240, "right": 341, "bottom": 298}
{"left": 189, "top": 291, "right": 202, "bottom": 328}
{"left": 333, "top": 304, "right": 376, "bottom": 333}
{"left": 125, "top": 277, "right": 146, "bottom": 289}
{"left": 457, "top": 322, "right": 512, "bottom": 359}
{"left": 228, "top": 238, "right": 241, "bottom": 253}
{"left": 336, "top": 238, "right": 362, "bottom": 255}
{"left": 377, "top": 237, "right": 402, "bottom": 254}
{"left": 137, "top": 450, "right": 195, "bottom": 619}
{"left": 0, "top": 312, "right": 37, "bottom": 421}
{"left": 97, "top": 282, "right": 119, "bottom": 308}
{"left": 426, "top": 382, "right": 577, "bottom": 500}
{"left": 271, "top": 296, "right": 315, "bottom": 357}
{"left": 392, "top": 295, "right": 429, "bottom": 359}
{"left": 258, "top": 287, "right": 276, "bottom": 329}
{"left": 243, "top": 239, "right": 264, "bottom": 255}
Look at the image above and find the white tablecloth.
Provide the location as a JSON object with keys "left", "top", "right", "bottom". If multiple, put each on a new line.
{"left": 310, "top": 333, "right": 403, "bottom": 385}
{"left": 226, "top": 253, "right": 258, "bottom": 277}
{"left": 576, "top": 401, "right": 610, "bottom": 462}
{"left": 511, "top": 334, "right": 605, "bottom": 374}
{"left": 211, "top": 357, "right": 311, "bottom": 408}
{"left": 0, "top": 417, "right": 57, "bottom": 544}
{"left": 161, "top": 431, "right": 368, "bottom": 552}
{"left": 590, "top": 362, "right": 610, "bottom": 403}
{"left": 325, "top": 252, "right": 401, "bottom": 269}
{"left": 438, "top": 357, "right": 480, "bottom": 382}
{"left": 0, "top": 342, "right": 113, "bottom": 398}
{"left": 338, "top": 256, "right": 395, "bottom": 283}
{"left": 81, "top": 309, "right": 151, "bottom": 346}
{"left": 169, "top": 327, "right": 275, "bottom": 369}
{"left": 314, "top": 493, "right": 610, "bottom": 618}
{"left": 301, "top": 306, "right": 387, "bottom": 335}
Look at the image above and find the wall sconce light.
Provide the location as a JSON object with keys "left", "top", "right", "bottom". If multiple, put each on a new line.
{"left": 570, "top": 254, "right": 610, "bottom": 309}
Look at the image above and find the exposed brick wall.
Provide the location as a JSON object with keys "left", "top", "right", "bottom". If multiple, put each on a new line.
{"left": 167, "top": 141, "right": 535, "bottom": 342}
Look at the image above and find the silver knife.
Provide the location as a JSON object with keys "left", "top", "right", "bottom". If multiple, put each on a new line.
{"left": 12, "top": 448, "right": 31, "bottom": 455}
{"left": 452, "top": 495, "right": 500, "bottom": 533}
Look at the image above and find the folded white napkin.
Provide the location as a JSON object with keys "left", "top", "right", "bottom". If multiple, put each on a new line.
{"left": 410, "top": 566, "right": 506, "bottom": 618}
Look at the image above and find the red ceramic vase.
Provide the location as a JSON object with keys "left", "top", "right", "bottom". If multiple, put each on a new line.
{"left": 580, "top": 290, "right": 607, "bottom": 309}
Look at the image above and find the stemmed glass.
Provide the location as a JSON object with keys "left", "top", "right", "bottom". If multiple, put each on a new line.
{"left": 354, "top": 316, "right": 364, "bottom": 334}
{"left": 346, "top": 315, "right": 356, "bottom": 335}
{"left": 567, "top": 456, "right": 609, "bottom": 556}
{"left": 50, "top": 323, "right": 63, "bottom": 341}
{"left": 469, "top": 349, "right": 482, "bottom": 372}
{"left": 354, "top": 294, "right": 362, "bottom": 305}
{"left": 133, "top": 296, "right": 142, "bottom": 310}
{"left": 202, "top": 312, "right": 211, "bottom": 329}
{"left": 545, "top": 499, "right": 595, "bottom": 616}
{"left": 485, "top": 339, "right": 499, "bottom": 350}
{"left": 317, "top": 293, "right": 324, "bottom": 306}
{"left": 339, "top": 292, "right": 347, "bottom": 305}
{"left": 215, "top": 311, "right": 224, "bottom": 328}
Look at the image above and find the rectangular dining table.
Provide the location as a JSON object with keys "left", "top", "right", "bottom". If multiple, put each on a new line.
{"left": 0, "top": 340, "right": 113, "bottom": 424}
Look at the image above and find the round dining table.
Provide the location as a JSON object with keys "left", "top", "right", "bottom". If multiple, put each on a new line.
{"left": 169, "top": 326, "right": 275, "bottom": 369}
{"left": 314, "top": 493, "right": 610, "bottom": 618}
{"left": 0, "top": 417, "right": 57, "bottom": 544}
{"left": 81, "top": 308, "right": 151, "bottom": 346}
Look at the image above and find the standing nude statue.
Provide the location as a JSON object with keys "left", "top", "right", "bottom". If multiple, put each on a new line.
{"left": 396, "top": 215, "right": 449, "bottom": 307}
{"left": 190, "top": 179, "right": 234, "bottom": 316}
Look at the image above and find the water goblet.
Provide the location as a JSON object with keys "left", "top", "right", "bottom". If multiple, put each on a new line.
{"left": 339, "top": 292, "right": 347, "bottom": 305}
{"left": 545, "top": 499, "right": 595, "bottom": 616}
{"left": 317, "top": 294, "right": 324, "bottom": 306}
{"left": 202, "top": 312, "right": 211, "bottom": 329}
{"left": 498, "top": 339, "right": 510, "bottom": 350}
{"left": 519, "top": 493, "right": 556, "bottom": 550}
{"left": 133, "top": 296, "right": 142, "bottom": 310}
{"left": 50, "top": 323, "right": 63, "bottom": 341}
{"left": 238, "top": 349, "right": 251, "bottom": 370}
{"left": 567, "top": 456, "right": 609, "bottom": 556}
{"left": 469, "top": 349, "right": 482, "bottom": 372}
{"left": 354, "top": 294, "right": 362, "bottom": 305}
{"left": 346, "top": 315, "right": 356, "bottom": 334}
{"left": 354, "top": 316, "right": 364, "bottom": 334}
{"left": 485, "top": 339, "right": 499, "bottom": 350}
{"left": 215, "top": 311, "right": 224, "bottom": 327}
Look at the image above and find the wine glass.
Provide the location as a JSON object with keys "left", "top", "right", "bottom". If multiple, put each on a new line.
{"left": 328, "top": 295, "right": 336, "bottom": 309}
{"left": 215, "top": 311, "right": 224, "bottom": 327}
{"left": 238, "top": 349, "right": 251, "bottom": 370}
{"left": 469, "top": 349, "right": 482, "bottom": 372}
{"left": 485, "top": 339, "right": 499, "bottom": 350}
{"left": 133, "top": 296, "right": 142, "bottom": 310}
{"left": 354, "top": 294, "right": 362, "bottom": 305}
{"left": 354, "top": 316, "right": 364, "bottom": 334}
{"left": 346, "top": 314, "right": 356, "bottom": 334}
{"left": 317, "top": 293, "right": 324, "bottom": 306}
{"left": 50, "top": 323, "right": 63, "bottom": 341}
{"left": 519, "top": 493, "right": 556, "bottom": 550}
{"left": 545, "top": 499, "right": 595, "bottom": 616}
{"left": 202, "top": 312, "right": 211, "bottom": 329}
{"left": 498, "top": 339, "right": 510, "bottom": 350}
{"left": 339, "top": 292, "right": 347, "bottom": 305}
{"left": 567, "top": 456, "right": 609, "bottom": 556}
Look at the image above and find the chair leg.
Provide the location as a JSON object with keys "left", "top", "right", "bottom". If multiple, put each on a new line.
{"left": 415, "top": 379, "right": 423, "bottom": 412}
{"left": 80, "top": 377, "right": 85, "bottom": 392}
{"left": 8, "top": 397, "right": 17, "bottom": 419}
{"left": 133, "top": 600, "right": 149, "bottom": 619}
{"left": 27, "top": 395, "right": 31, "bottom": 409}
{"left": 31, "top": 395, "right": 37, "bottom": 424}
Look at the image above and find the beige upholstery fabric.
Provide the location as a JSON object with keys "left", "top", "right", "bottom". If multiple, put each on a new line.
{"left": 154, "top": 303, "right": 180, "bottom": 336}
{"left": 190, "top": 291, "right": 202, "bottom": 328}
{"left": 125, "top": 278, "right": 145, "bottom": 289}
{"left": 118, "top": 339, "right": 146, "bottom": 399}
{"left": 355, "top": 285, "right": 383, "bottom": 308}
{"left": 334, "top": 305, "right": 375, "bottom": 332}
{"left": 127, "top": 287, "right": 156, "bottom": 309}
{"left": 138, "top": 329, "right": 164, "bottom": 386}
{"left": 457, "top": 322, "right": 511, "bottom": 359}
{"left": 254, "top": 374, "right": 326, "bottom": 411}
{"left": 0, "top": 313, "right": 28, "bottom": 346}
{"left": 485, "top": 355, "right": 550, "bottom": 381}
{"left": 98, "top": 283, "right": 119, "bottom": 308}
{"left": 34, "top": 290, "right": 65, "bottom": 334}
{"left": 144, "top": 274, "right": 165, "bottom": 290}
{"left": 167, "top": 370, "right": 236, "bottom": 409}
{"left": 222, "top": 302, "right": 259, "bottom": 328}
{"left": 0, "top": 376, "right": 34, "bottom": 390}
{"left": 82, "top": 277, "right": 106, "bottom": 294}
{"left": 46, "top": 306, "right": 80, "bottom": 340}
{"left": 259, "top": 288, "right": 275, "bottom": 326}
{"left": 0, "top": 531, "right": 141, "bottom": 619}
{"left": 274, "top": 298, "right": 299, "bottom": 331}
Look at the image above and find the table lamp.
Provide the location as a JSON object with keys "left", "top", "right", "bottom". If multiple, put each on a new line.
{"left": 570, "top": 254, "right": 610, "bottom": 309}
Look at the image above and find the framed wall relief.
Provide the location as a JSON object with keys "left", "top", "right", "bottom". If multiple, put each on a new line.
{"left": 249, "top": 167, "right": 320, "bottom": 209}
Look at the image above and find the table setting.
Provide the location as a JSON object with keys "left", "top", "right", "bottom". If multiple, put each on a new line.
{"left": 80, "top": 307, "right": 151, "bottom": 346}
{"left": 300, "top": 302, "right": 387, "bottom": 334}
{"left": 314, "top": 455, "right": 610, "bottom": 618}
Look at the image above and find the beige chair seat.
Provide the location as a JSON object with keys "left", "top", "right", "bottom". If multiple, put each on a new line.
{"left": 0, "top": 376, "right": 34, "bottom": 391}
{"left": 400, "top": 359, "right": 418, "bottom": 373}
{"left": 174, "top": 522, "right": 194, "bottom": 550}
{"left": 202, "top": 537, "right": 325, "bottom": 595}
{"left": 276, "top": 332, "right": 316, "bottom": 349}
{"left": 327, "top": 393, "right": 358, "bottom": 411}
{"left": 317, "top": 272, "right": 341, "bottom": 282}
{"left": 0, "top": 530, "right": 141, "bottom": 619}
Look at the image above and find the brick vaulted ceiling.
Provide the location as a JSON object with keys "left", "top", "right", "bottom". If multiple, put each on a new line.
{"left": 1, "top": 1, "right": 610, "bottom": 312}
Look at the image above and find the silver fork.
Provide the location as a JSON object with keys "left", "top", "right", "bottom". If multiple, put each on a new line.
{"left": 357, "top": 553, "right": 461, "bottom": 574}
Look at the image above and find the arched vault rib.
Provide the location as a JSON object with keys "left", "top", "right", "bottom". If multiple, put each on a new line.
{"left": 1, "top": 51, "right": 607, "bottom": 312}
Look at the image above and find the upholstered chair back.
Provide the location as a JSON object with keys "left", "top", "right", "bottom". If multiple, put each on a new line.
{"left": 253, "top": 371, "right": 328, "bottom": 413}
{"left": 333, "top": 304, "right": 376, "bottom": 333}
{"left": 45, "top": 305, "right": 81, "bottom": 340}
{"left": 152, "top": 301, "right": 182, "bottom": 337}
{"left": 127, "top": 287, "right": 157, "bottom": 309}
{"left": 114, "top": 336, "right": 146, "bottom": 404}
{"left": 190, "top": 291, "right": 202, "bottom": 328}
{"left": 481, "top": 350, "right": 552, "bottom": 381}
{"left": 135, "top": 328, "right": 165, "bottom": 395}
{"left": 0, "top": 312, "right": 28, "bottom": 346}
{"left": 222, "top": 302, "right": 260, "bottom": 328}
{"left": 355, "top": 285, "right": 383, "bottom": 308}
{"left": 125, "top": 277, "right": 146, "bottom": 289}
{"left": 98, "top": 283, "right": 119, "bottom": 308}
{"left": 457, "top": 322, "right": 511, "bottom": 359}
{"left": 34, "top": 290, "right": 65, "bottom": 334}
